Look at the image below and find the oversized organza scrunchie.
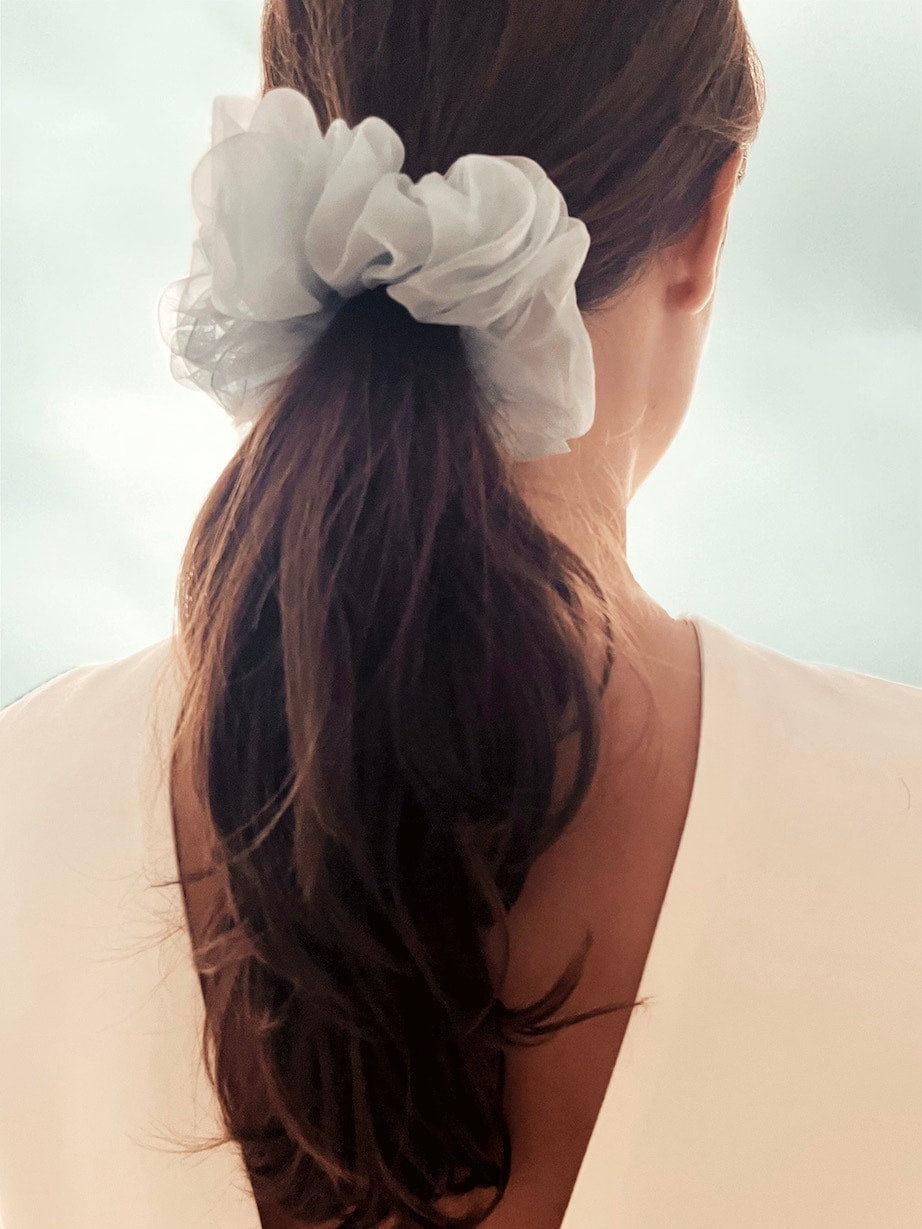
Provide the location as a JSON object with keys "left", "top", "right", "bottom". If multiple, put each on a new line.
{"left": 158, "top": 87, "right": 596, "bottom": 461}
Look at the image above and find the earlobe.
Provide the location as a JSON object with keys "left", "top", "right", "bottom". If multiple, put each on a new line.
{"left": 664, "top": 238, "right": 719, "bottom": 316}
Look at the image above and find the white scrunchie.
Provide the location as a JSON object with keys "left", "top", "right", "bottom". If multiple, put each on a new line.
{"left": 158, "top": 87, "right": 596, "bottom": 461}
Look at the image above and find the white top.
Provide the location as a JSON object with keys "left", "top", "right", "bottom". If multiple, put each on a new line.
{"left": 1, "top": 614, "right": 920, "bottom": 1229}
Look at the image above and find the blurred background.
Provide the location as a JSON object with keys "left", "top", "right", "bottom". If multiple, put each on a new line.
{"left": 1, "top": 0, "right": 919, "bottom": 706}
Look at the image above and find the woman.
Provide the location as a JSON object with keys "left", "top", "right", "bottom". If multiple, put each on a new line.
{"left": 1, "top": 2, "right": 920, "bottom": 1227}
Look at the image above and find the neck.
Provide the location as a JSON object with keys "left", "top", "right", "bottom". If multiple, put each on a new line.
{"left": 510, "top": 435, "right": 678, "bottom": 674}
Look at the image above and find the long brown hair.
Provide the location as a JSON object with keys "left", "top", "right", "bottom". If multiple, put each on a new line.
{"left": 165, "top": 2, "right": 764, "bottom": 1224}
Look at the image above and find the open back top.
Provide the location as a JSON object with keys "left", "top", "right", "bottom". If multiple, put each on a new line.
{"left": 1, "top": 614, "right": 920, "bottom": 1228}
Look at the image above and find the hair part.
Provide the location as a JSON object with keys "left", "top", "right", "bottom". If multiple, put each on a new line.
{"left": 163, "top": 2, "right": 764, "bottom": 1225}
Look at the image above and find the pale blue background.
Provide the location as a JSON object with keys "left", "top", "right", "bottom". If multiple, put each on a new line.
{"left": 2, "top": 0, "right": 920, "bottom": 706}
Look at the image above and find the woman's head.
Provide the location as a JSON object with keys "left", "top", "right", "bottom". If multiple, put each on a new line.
{"left": 262, "top": 0, "right": 762, "bottom": 594}
{"left": 168, "top": 2, "right": 764, "bottom": 1225}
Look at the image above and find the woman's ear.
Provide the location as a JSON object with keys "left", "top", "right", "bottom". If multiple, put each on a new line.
{"left": 664, "top": 145, "right": 746, "bottom": 315}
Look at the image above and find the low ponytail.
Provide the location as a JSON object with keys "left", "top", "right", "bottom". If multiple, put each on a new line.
{"left": 171, "top": 282, "right": 627, "bottom": 1226}
{"left": 167, "top": 0, "right": 765, "bottom": 1223}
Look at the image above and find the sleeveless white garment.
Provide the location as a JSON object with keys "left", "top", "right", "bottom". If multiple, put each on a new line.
{"left": 0, "top": 614, "right": 920, "bottom": 1229}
